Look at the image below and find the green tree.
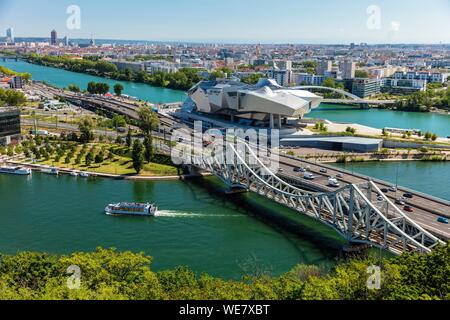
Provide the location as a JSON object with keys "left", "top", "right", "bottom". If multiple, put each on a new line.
{"left": 87, "top": 81, "right": 97, "bottom": 94}
{"left": 137, "top": 107, "right": 160, "bottom": 136}
{"left": 95, "top": 83, "right": 109, "bottom": 95}
{"left": 143, "top": 135, "right": 153, "bottom": 163}
{"left": 322, "top": 78, "right": 336, "bottom": 88}
{"left": 95, "top": 153, "right": 104, "bottom": 164}
{"left": 111, "top": 114, "right": 127, "bottom": 130}
{"left": 78, "top": 117, "right": 95, "bottom": 143}
{"left": 67, "top": 84, "right": 81, "bottom": 93}
{"left": 85, "top": 152, "right": 94, "bottom": 166}
{"left": 113, "top": 84, "right": 124, "bottom": 96}
{"left": 126, "top": 130, "right": 132, "bottom": 148}
{"left": 355, "top": 70, "right": 369, "bottom": 78}
{"left": 132, "top": 139, "right": 145, "bottom": 174}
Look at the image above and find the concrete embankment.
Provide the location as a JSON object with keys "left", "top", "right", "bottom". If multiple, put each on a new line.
{"left": 6, "top": 161, "right": 211, "bottom": 181}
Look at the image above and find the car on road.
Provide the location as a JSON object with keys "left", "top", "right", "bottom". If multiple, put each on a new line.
{"left": 403, "top": 206, "right": 414, "bottom": 213}
{"left": 403, "top": 193, "right": 414, "bottom": 199}
{"left": 437, "top": 217, "right": 449, "bottom": 224}
{"left": 388, "top": 186, "right": 397, "bottom": 192}
{"left": 380, "top": 188, "right": 389, "bottom": 193}
{"left": 377, "top": 195, "right": 384, "bottom": 201}
{"left": 303, "top": 173, "right": 316, "bottom": 180}
{"left": 320, "top": 168, "right": 328, "bottom": 174}
{"left": 294, "top": 167, "right": 306, "bottom": 173}
{"left": 328, "top": 177, "right": 340, "bottom": 188}
{"left": 336, "top": 173, "right": 343, "bottom": 178}
{"left": 395, "top": 198, "right": 406, "bottom": 206}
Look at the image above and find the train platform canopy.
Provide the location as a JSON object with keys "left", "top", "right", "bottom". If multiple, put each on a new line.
{"left": 281, "top": 136, "right": 383, "bottom": 153}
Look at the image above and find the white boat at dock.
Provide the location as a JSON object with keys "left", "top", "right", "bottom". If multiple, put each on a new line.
{"left": 0, "top": 166, "right": 32, "bottom": 176}
{"left": 40, "top": 167, "right": 59, "bottom": 175}
{"left": 105, "top": 202, "right": 157, "bottom": 217}
{"left": 79, "top": 172, "right": 90, "bottom": 178}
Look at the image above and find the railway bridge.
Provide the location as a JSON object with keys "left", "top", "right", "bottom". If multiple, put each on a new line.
{"left": 185, "top": 141, "right": 444, "bottom": 255}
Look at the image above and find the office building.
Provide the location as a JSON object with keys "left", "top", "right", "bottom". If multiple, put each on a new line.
{"left": 110, "top": 60, "right": 145, "bottom": 73}
{"left": 394, "top": 71, "right": 450, "bottom": 84}
{"left": 145, "top": 61, "right": 178, "bottom": 74}
{"left": 315, "top": 60, "right": 332, "bottom": 75}
{"left": 351, "top": 78, "right": 382, "bottom": 98}
{"left": 0, "top": 107, "right": 21, "bottom": 146}
{"left": 342, "top": 60, "right": 356, "bottom": 79}
{"left": 9, "top": 76, "right": 24, "bottom": 89}
{"left": 50, "top": 29, "right": 58, "bottom": 45}
{"left": 267, "top": 69, "right": 293, "bottom": 86}
{"left": 5, "top": 27, "right": 14, "bottom": 43}
{"left": 382, "top": 79, "right": 427, "bottom": 95}
{"left": 63, "top": 36, "right": 69, "bottom": 47}
{"left": 90, "top": 34, "right": 96, "bottom": 47}
{"left": 294, "top": 73, "right": 325, "bottom": 86}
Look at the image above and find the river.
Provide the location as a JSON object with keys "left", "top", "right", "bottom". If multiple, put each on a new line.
{"left": 309, "top": 104, "right": 450, "bottom": 137}
{"left": 0, "top": 173, "right": 342, "bottom": 279}
{"left": 0, "top": 59, "right": 186, "bottom": 103}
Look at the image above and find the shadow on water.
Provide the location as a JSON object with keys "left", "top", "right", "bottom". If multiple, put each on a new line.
{"left": 186, "top": 176, "right": 347, "bottom": 262}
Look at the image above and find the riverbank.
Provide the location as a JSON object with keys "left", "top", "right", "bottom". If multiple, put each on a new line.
{"left": 5, "top": 160, "right": 210, "bottom": 181}
{"left": 24, "top": 54, "right": 200, "bottom": 92}
{"left": 283, "top": 148, "right": 450, "bottom": 164}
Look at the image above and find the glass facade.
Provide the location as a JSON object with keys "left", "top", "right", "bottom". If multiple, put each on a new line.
{"left": 0, "top": 108, "right": 21, "bottom": 141}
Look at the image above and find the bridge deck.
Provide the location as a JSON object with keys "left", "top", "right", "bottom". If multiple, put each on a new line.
{"left": 277, "top": 156, "right": 450, "bottom": 240}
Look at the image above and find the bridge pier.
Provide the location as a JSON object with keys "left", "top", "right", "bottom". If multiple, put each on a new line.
{"left": 225, "top": 186, "right": 249, "bottom": 194}
{"left": 360, "top": 103, "right": 370, "bottom": 109}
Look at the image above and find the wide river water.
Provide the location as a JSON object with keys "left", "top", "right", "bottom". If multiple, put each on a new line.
{"left": 0, "top": 173, "right": 343, "bottom": 278}
{"left": 0, "top": 59, "right": 186, "bottom": 103}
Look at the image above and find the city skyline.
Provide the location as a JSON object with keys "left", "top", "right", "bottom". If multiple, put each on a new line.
{"left": 1, "top": 0, "right": 450, "bottom": 44}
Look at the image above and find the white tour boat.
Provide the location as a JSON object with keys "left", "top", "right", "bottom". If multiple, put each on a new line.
{"left": 105, "top": 202, "right": 157, "bottom": 217}
{"left": 79, "top": 172, "right": 90, "bottom": 178}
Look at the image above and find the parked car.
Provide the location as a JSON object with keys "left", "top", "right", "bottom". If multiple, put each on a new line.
{"left": 403, "top": 206, "right": 414, "bottom": 213}
{"left": 403, "top": 193, "right": 414, "bottom": 199}
{"left": 437, "top": 217, "right": 449, "bottom": 224}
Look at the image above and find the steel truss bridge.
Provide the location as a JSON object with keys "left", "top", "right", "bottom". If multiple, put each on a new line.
{"left": 187, "top": 142, "right": 444, "bottom": 255}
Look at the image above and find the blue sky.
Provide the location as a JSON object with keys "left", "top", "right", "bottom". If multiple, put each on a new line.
{"left": 1, "top": 0, "right": 450, "bottom": 43}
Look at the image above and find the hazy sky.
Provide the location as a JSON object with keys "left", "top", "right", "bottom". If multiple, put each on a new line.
{"left": 1, "top": 0, "right": 450, "bottom": 44}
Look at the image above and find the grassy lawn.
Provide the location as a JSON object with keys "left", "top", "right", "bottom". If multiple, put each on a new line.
{"left": 31, "top": 143, "right": 178, "bottom": 177}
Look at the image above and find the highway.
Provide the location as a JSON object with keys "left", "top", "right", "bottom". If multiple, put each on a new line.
{"left": 276, "top": 156, "right": 450, "bottom": 240}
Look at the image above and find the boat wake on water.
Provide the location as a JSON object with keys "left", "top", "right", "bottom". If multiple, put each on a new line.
{"left": 154, "top": 210, "right": 242, "bottom": 218}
